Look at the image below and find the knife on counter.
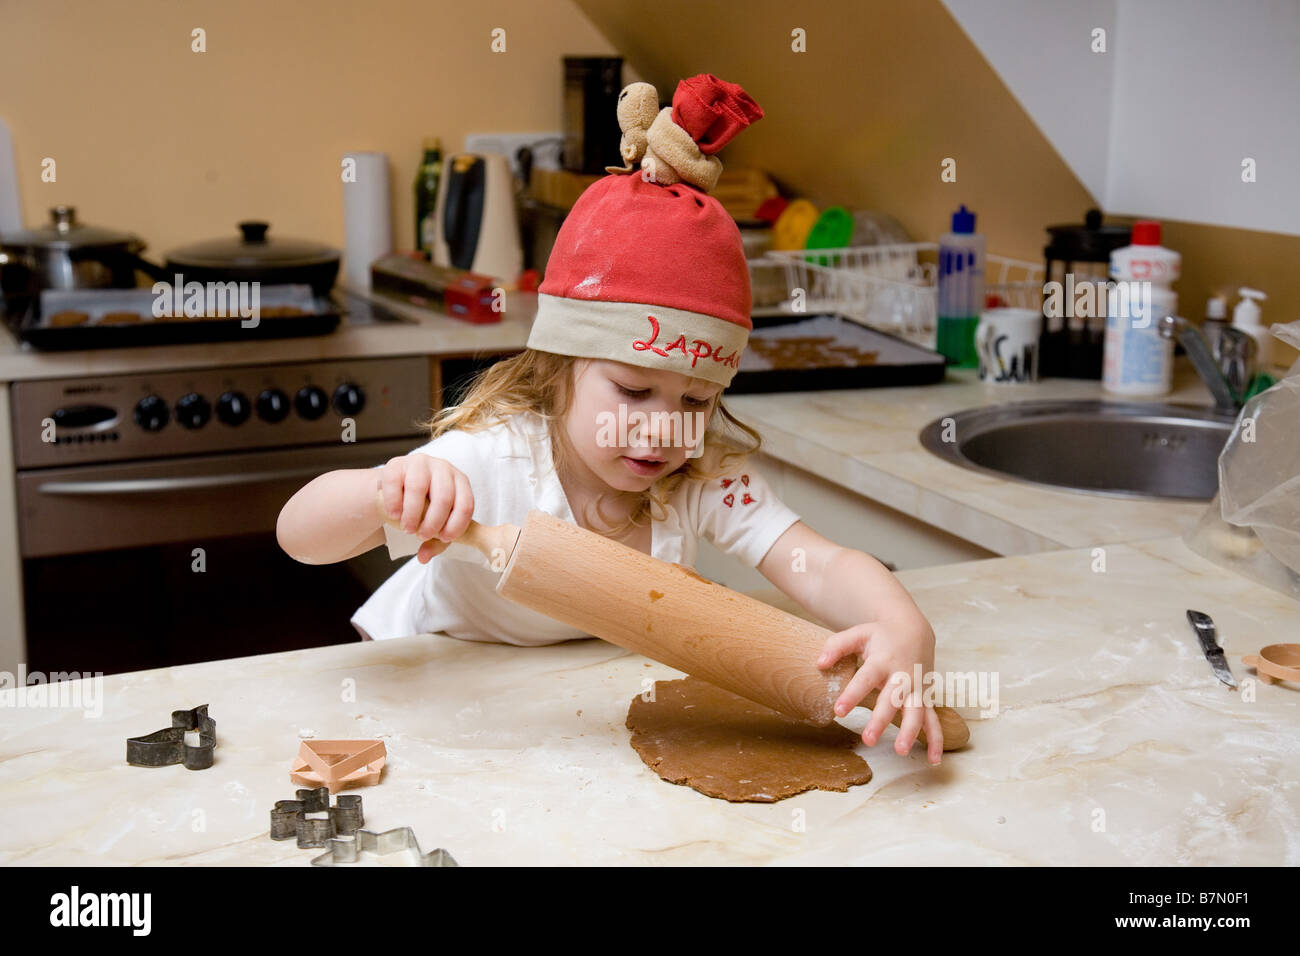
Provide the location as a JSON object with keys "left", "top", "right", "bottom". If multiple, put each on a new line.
{"left": 1186, "top": 610, "right": 1237, "bottom": 688}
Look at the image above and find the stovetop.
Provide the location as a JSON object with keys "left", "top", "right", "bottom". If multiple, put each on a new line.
{"left": 0, "top": 286, "right": 412, "bottom": 337}
{"left": 329, "top": 289, "right": 413, "bottom": 326}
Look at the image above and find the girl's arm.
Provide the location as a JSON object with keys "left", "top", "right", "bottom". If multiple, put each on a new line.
{"left": 757, "top": 520, "right": 925, "bottom": 633}
{"left": 276, "top": 468, "right": 386, "bottom": 565}
{"left": 277, "top": 454, "right": 476, "bottom": 566}
{"left": 757, "top": 520, "right": 944, "bottom": 763}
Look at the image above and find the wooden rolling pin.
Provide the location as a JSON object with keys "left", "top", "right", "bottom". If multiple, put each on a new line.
{"left": 377, "top": 498, "right": 969, "bottom": 749}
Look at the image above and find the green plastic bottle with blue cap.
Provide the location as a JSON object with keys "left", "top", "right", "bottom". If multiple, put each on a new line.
{"left": 937, "top": 205, "right": 985, "bottom": 367}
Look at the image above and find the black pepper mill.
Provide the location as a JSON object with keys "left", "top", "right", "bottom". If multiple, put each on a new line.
{"left": 1041, "top": 209, "right": 1131, "bottom": 378}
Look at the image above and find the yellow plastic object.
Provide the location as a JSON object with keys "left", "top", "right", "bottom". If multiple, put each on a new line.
{"left": 770, "top": 199, "right": 820, "bottom": 251}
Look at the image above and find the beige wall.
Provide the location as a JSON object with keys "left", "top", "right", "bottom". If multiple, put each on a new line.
{"left": 576, "top": 0, "right": 1299, "bottom": 364}
{"left": 5, "top": 0, "right": 1296, "bottom": 364}
{"left": 0, "top": 0, "right": 616, "bottom": 263}
{"left": 576, "top": 0, "right": 1096, "bottom": 262}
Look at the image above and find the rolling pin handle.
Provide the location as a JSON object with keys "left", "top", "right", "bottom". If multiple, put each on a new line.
{"left": 373, "top": 488, "right": 520, "bottom": 564}
{"left": 459, "top": 522, "right": 521, "bottom": 565}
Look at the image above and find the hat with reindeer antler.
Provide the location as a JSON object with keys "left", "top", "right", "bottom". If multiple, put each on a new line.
{"left": 526, "top": 74, "right": 764, "bottom": 387}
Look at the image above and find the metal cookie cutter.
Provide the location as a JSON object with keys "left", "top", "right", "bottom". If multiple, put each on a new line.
{"left": 126, "top": 704, "right": 217, "bottom": 770}
{"left": 310, "top": 827, "right": 459, "bottom": 867}
{"left": 270, "top": 787, "right": 364, "bottom": 848}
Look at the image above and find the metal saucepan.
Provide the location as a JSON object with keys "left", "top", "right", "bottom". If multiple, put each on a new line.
{"left": 1, "top": 209, "right": 340, "bottom": 308}
{"left": 0, "top": 206, "right": 168, "bottom": 304}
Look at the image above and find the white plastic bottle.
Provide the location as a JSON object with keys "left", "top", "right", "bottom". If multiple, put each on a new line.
{"left": 1103, "top": 220, "right": 1180, "bottom": 396}
{"left": 936, "top": 205, "right": 986, "bottom": 368}
{"left": 1231, "top": 287, "right": 1272, "bottom": 371}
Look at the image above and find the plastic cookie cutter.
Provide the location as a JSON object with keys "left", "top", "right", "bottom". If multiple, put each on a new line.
{"left": 270, "top": 786, "right": 364, "bottom": 848}
{"left": 289, "top": 739, "right": 386, "bottom": 793}
{"left": 1243, "top": 644, "right": 1300, "bottom": 685}
{"left": 126, "top": 704, "right": 216, "bottom": 770}
{"left": 310, "top": 827, "right": 459, "bottom": 867}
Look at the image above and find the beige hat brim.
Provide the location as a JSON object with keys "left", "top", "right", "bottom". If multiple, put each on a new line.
{"left": 527, "top": 293, "right": 749, "bottom": 387}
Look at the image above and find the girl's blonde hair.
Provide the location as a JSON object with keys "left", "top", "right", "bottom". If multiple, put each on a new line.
{"left": 420, "top": 348, "right": 762, "bottom": 537}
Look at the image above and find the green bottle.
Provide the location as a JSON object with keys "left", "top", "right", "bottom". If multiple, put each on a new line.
{"left": 414, "top": 137, "right": 443, "bottom": 258}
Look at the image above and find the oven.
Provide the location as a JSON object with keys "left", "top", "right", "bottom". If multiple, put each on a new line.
{"left": 11, "top": 352, "right": 435, "bottom": 675}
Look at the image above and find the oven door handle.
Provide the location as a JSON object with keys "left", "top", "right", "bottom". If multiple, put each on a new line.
{"left": 36, "top": 466, "right": 332, "bottom": 496}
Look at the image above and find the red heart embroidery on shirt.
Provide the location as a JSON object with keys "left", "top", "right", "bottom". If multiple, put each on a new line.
{"left": 722, "top": 492, "right": 735, "bottom": 508}
{"left": 720, "top": 478, "right": 733, "bottom": 489}
{"left": 741, "top": 474, "right": 750, "bottom": 486}
{"left": 742, "top": 493, "right": 755, "bottom": 505}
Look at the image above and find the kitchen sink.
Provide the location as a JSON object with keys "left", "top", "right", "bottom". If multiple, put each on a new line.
{"left": 918, "top": 400, "right": 1238, "bottom": 500}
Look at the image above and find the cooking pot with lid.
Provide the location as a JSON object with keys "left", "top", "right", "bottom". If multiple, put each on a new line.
{"left": 0, "top": 206, "right": 167, "bottom": 302}
{"left": 164, "top": 221, "right": 340, "bottom": 295}
{"left": 1, "top": 211, "right": 341, "bottom": 311}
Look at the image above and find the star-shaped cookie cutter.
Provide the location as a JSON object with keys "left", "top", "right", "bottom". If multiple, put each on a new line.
{"left": 126, "top": 704, "right": 216, "bottom": 770}
{"left": 289, "top": 739, "right": 386, "bottom": 793}
{"left": 310, "top": 826, "right": 459, "bottom": 867}
{"left": 270, "top": 787, "right": 364, "bottom": 848}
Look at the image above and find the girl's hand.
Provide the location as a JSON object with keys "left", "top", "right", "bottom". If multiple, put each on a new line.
{"left": 376, "top": 454, "right": 475, "bottom": 564}
{"left": 816, "top": 611, "right": 944, "bottom": 765}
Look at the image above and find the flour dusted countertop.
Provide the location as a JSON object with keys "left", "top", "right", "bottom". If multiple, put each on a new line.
{"left": 0, "top": 290, "right": 536, "bottom": 382}
{"left": 727, "top": 363, "right": 1219, "bottom": 555}
{"left": 1, "top": 534, "right": 1295, "bottom": 866}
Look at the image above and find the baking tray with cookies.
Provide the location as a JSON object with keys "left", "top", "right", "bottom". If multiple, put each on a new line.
{"left": 725, "top": 312, "right": 947, "bottom": 394}
{"left": 17, "top": 283, "right": 340, "bottom": 350}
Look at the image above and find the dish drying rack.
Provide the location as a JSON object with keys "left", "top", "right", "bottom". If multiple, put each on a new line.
{"left": 754, "top": 243, "right": 1044, "bottom": 347}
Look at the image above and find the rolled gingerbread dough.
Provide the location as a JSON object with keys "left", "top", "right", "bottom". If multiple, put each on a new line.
{"left": 625, "top": 677, "right": 871, "bottom": 803}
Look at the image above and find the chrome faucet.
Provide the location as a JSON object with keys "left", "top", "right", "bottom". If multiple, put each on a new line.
{"left": 1158, "top": 314, "right": 1255, "bottom": 415}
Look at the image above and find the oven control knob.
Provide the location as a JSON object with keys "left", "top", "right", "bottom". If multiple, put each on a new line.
{"left": 133, "top": 395, "right": 170, "bottom": 432}
{"left": 175, "top": 393, "right": 211, "bottom": 429}
{"left": 295, "top": 385, "right": 328, "bottom": 420}
{"left": 217, "top": 390, "right": 251, "bottom": 426}
{"left": 256, "top": 388, "right": 290, "bottom": 423}
{"left": 332, "top": 383, "right": 366, "bottom": 416}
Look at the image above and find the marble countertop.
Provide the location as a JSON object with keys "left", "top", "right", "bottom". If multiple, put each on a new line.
{"left": 3, "top": 308, "right": 1290, "bottom": 865}
{"left": 726, "top": 363, "right": 1218, "bottom": 555}
{"left": 1, "top": 534, "right": 1295, "bottom": 866}
{"left": 0, "top": 289, "right": 536, "bottom": 382}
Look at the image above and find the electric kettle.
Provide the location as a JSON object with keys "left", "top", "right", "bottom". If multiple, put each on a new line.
{"left": 430, "top": 153, "right": 523, "bottom": 282}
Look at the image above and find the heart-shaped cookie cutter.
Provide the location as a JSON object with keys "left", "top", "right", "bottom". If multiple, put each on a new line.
{"left": 1242, "top": 644, "right": 1300, "bottom": 685}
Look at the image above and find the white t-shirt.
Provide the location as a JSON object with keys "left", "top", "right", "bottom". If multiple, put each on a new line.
{"left": 350, "top": 410, "right": 800, "bottom": 645}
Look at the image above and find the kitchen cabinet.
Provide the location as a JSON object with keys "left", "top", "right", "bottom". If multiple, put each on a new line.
{"left": 0, "top": 384, "right": 21, "bottom": 671}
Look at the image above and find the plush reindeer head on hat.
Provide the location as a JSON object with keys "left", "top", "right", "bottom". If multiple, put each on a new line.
{"left": 529, "top": 73, "right": 763, "bottom": 389}
{"left": 605, "top": 74, "right": 764, "bottom": 192}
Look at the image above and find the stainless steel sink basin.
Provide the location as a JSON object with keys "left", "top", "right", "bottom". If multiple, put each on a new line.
{"left": 919, "top": 401, "right": 1237, "bottom": 500}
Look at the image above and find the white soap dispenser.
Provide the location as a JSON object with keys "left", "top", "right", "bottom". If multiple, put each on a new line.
{"left": 1232, "top": 287, "right": 1271, "bottom": 370}
{"left": 1203, "top": 293, "right": 1229, "bottom": 358}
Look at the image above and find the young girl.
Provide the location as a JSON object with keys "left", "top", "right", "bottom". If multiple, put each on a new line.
{"left": 277, "top": 74, "right": 945, "bottom": 762}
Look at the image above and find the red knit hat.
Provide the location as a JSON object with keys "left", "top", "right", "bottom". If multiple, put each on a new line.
{"left": 527, "top": 74, "right": 763, "bottom": 387}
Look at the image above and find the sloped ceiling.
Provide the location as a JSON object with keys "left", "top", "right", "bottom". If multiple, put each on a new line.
{"left": 571, "top": 0, "right": 1096, "bottom": 262}
{"left": 942, "top": 0, "right": 1114, "bottom": 203}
